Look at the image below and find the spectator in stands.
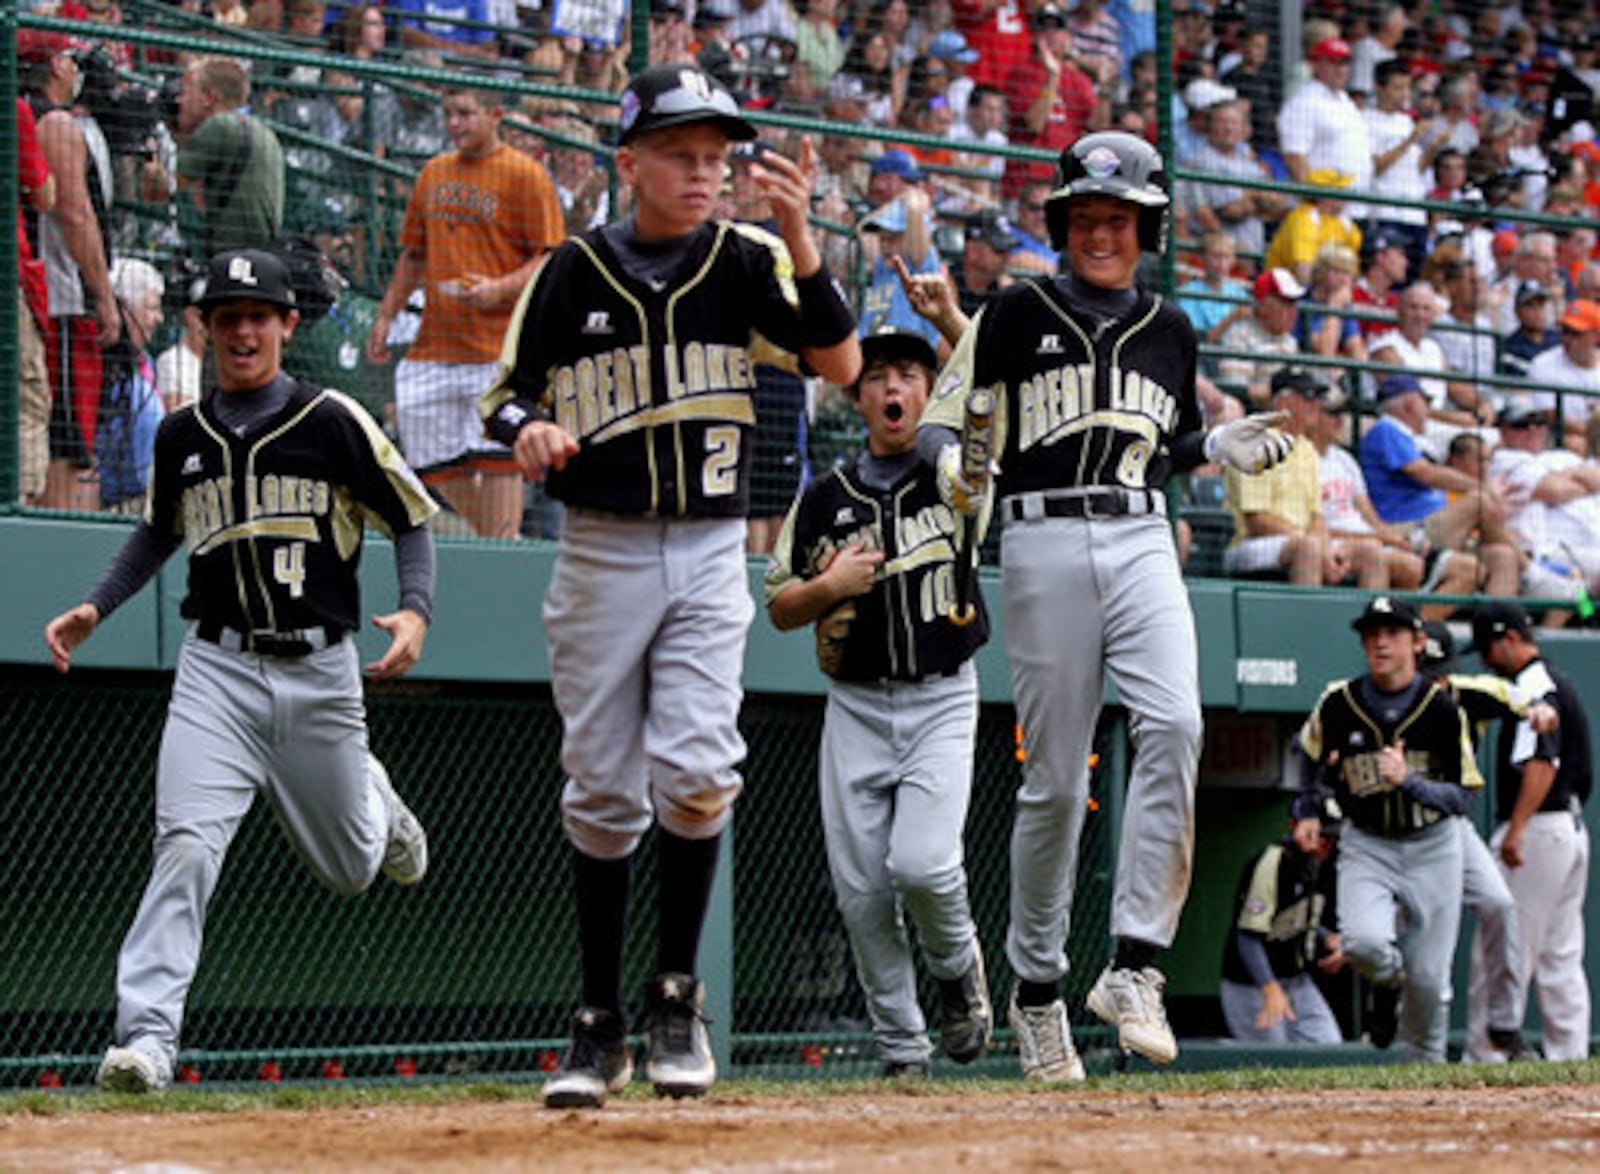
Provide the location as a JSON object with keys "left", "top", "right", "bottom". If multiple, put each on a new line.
{"left": 865, "top": 147, "right": 922, "bottom": 210}
{"left": 950, "top": 0, "right": 1032, "bottom": 91}
{"left": 857, "top": 185, "right": 945, "bottom": 354}
{"left": 1176, "top": 230, "right": 1248, "bottom": 357}
{"left": 1556, "top": 225, "right": 1598, "bottom": 299}
{"left": 1002, "top": 3, "right": 1102, "bottom": 200}
{"left": 15, "top": 95, "right": 55, "bottom": 509}
{"left": 1310, "top": 382, "right": 1428, "bottom": 593}
{"left": 1066, "top": 0, "right": 1121, "bottom": 90}
{"left": 927, "top": 28, "right": 980, "bottom": 124}
{"left": 729, "top": 0, "right": 798, "bottom": 44}
{"left": 1264, "top": 169, "right": 1363, "bottom": 289}
{"left": 1301, "top": 242, "right": 1366, "bottom": 365}
{"left": 155, "top": 285, "right": 206, "bottom": 412}
{"left": 1527, "top": 299, "right": 1600, "bottom": 454}
{"left": 331, "top": 1, "right": 390, "bottom": 58}
{"left": 648, "top": 0, "right": 698, "bottom": 68}
{"left": 1488, "top": 402, "right": 1600, "bottom": 608}
{"left": 1490, "top": 231, "right": 1562, "bottom": 337}
{"left": 1352, "top": 229, "right": 1407, "bottom": 341}
{"left": 247, "top": 0, "right": 285, "bottom": 33}
{"left": 1179, "top": 97, "right": 1283, "bottom": 264}
{"left": 1358, "top": 373, "right": 1521, "bottom": 600}
{"left": 1364, "top": 59, "right": 1444, "bottom": 267}
{"left": 211, "top": 0, "right": 250, "bottom": 27}
{"left": 1349, "top": 1, "right": 1407, "bottom": 101}
{"left": 946, "top": 81, "right": 1007, "bottom": 203}
{"left": 842, "top": 27, "right": 903, "bottom": 127}
{"left": 794, "top": 0, "right": 846, "bottom": 96}
{"left": 1214, "top": 267, "right": 1306, "bottom": 408}
{"left": 1434, "top": 74, "right": 1481, "bottom": 157}
{"left": 1277, "top": 36, "right": 1373, "bottom": 190}
{"left": 1219, "top": 24, "right": 1273, "bottom": 159}
{"left": 97, "top": 257, "right": 166, "bottom": 516}
{"left": 545, "top": 117, "right": 610, "bottom": 236}
{"left": 1369, "top": 280, "right": 1485, "bottom": 459}
{"left": 366, "top": 83, "right": 565, "bottom": 539}
{"left": 1430, "top": 251, "right": 1500, "bottom": 417}
{"left": 951, "top": 208, "right": 1018, "bottom": 317}
{"left": 22, "top": 29, "right": 121, "bottom": 514}
{"left": 1501, "top": 280, "right": 1561, "bottom": 380}
{"left": 391, "top": 0, "right": 499, "bottom": 60}
{"left": 174, "top": 58, "right": 285, "bottom": 258}
{"left": 1006, "top": 178, "right": 1059, "bottom": 275}
{"left": 1222, "top": 367, "right": 1386, "bottom": 588}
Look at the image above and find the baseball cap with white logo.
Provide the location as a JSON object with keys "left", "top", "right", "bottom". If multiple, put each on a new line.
{"left": 194, "top": 249, "right": 297, "bottom": 312}
{"left": 617, "top": 65, "right": 756, "bottom": 146}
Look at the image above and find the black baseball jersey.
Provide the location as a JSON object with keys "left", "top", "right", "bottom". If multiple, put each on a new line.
{"left": 482, "top": 220, "right": 815, "bottom": 518}
{"left": 764, "top": 454, "right": 988, "bottom": 682}
{"left": 922, "top": 277, "right": 1206, "bottom": 495}
{"left": 147, "top": 379, "right": 437, "bottom": 636}
{"left": 1298, "top": 677, "right": 1479, "bottom": 838}
{"left": 1220, "top": 839, "right": 1336, "bottom": 986}
{"left": 1493, "top": 657, "right": 1593, "bottom": 822}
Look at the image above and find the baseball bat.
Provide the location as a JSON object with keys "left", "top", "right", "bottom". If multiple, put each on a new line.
{"left": 948, "top": 386, "right": 996, "bottom": 626}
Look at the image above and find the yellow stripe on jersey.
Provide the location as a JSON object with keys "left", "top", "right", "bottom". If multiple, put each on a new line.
{"left": 193, "top": 516, "right": 320, "bottom": 557}
{"left": 591, "top": 393, "right": 757, "bottom": 445}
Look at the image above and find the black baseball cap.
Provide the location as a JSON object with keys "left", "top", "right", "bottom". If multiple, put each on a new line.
{"left": 1497, "top": 401, "right": 1551, "bottom": 428}
{"left": 857, "top": 324, "right": 938, "bottom": 382}
{"left": 1351, "top": 594, "right": 1423, "bottom": 634}
{"left": 966, "top": 209, "right": 1020, "bottom": 253}
{"left": 194, "top": 249, "right": 297, "bottom": 312}
{"left": 617, "top": 65, "right": 756, "bottom": 146}
{"left": 1420, "top": 620, "right": 1460, "bottom": 673}
{"left": 1516, "top": 278, "right": 1551, "bottom": 307}
{"left": 1468, "top": 600, "right": 1532, "bottom": 654}
{"left": 1270, "top": 367, "right": 1328, "bottom": 398}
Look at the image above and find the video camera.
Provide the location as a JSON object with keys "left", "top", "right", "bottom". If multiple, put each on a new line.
{"left": 75, "top": 45, "right": 180, "bottom": 161}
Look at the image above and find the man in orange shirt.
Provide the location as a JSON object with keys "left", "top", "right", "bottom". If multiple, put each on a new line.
{"left": 368, "top": 83, "right": 564, "bottom": 539}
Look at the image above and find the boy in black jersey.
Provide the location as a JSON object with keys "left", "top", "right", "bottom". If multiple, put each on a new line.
{"left": 44, "top": 248, "right": 438, "bottom": 1094}
{"left": 481, "top": 65, "right": 860, "bottom": 1109}
{"left": 765, "top": 325, "right": 992, "bottom": 1077}
{"left": 1291, "top": 595, "right": 1478, "bottom": 1061}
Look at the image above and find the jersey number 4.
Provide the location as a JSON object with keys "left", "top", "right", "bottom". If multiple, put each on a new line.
{"left": 273, "top": 543, "right": 307, "bottom": 599}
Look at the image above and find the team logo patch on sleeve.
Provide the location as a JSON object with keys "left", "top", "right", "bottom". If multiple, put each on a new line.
{"left": 1245, "top": 898, "right": 1268, "bottom": 916}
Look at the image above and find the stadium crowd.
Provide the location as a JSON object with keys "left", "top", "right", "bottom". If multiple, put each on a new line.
{"left": 14, "top": 0, "right": 1600, "bottom": 620}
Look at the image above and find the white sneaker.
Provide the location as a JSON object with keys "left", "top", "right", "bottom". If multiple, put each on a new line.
{"left": 372, "top": 757, "right": 428, "bottom": 886}
{"left": 644, "top": 973, "right": 717, "bottom": 1099}
{"left": 96, "top": 1046, "right": 168, "bottom": 1093}
{"left": 1086, "top": 966, "right": 1177, "bottom": 1064}
{"left": 1007, "top": 990, "right": 1085, "bottom": 1082}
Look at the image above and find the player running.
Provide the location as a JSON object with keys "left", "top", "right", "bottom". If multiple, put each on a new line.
{"left": 918, "top": 131, "right": 1292, "bottom": 1079}
{"left": 45, "top": 248, "right": 438, "bottom": 1094}
{"left": 481, "top": 65, "right": 860, "bottom": 1109}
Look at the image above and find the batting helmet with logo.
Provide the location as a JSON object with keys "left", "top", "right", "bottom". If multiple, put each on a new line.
{"left": 1045, "top": 131, "right": 1170, "bottom": 254}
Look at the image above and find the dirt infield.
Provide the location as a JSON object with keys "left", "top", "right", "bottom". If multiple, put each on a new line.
{"left": 4, "top": 1083, "right": 1599, "bottom": 1171}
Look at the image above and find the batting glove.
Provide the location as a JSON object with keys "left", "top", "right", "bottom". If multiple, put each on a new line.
{"left": 937, "top": 443, "right": 987, "bottom": 517}
{"left": 1205, "top": 411, "right": 1295, "bottom": 474}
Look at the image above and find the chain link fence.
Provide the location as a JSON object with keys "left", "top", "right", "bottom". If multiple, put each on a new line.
{"left": 1, "top": 665, "right": 1118, "bottom": 1085}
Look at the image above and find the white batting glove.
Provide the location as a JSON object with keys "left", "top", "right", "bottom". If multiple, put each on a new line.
{"left": 937, "top": 443, "right": 987, "bottom": 517}
{"left": 1205, "top": 411, "right": 1295, "bottom": 474}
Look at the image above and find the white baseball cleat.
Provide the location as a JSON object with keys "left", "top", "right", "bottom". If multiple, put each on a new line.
{"left": 1008, "top": 990, "right": 1086, "bottom": 1082}
{"left": 371, "top": 757, "right": 428, "bottom": 886}
{"left": 96, "top": 1046, "right": 168, "bottom": 1093}
{"left": 1087, "top": 965, "right": 1178, "bottom": 1064}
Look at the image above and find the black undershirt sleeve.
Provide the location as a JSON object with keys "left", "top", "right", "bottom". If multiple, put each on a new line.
{"left": 393, "top": 525, "right": 436, "bottom": 624}
{"left": 85, "top": 523, "right": 183, "bottom": 620}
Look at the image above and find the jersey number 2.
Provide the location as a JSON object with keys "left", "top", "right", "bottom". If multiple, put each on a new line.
{"left": 274, "top": 543, "right": 307, "bottom": 599}
{"left": 703, "top": 426, "right": 741, "bottom": 497}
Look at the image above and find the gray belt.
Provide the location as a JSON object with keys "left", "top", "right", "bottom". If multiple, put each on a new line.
{"left": 1004, "top": 488, "right": 1167, "bottom": 523}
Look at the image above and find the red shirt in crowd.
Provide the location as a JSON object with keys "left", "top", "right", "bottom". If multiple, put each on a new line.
{"left": 952, "top": 0, "right": 1033, "bottom": 89}
{"left": 1002, "top": 55, "right": 1096, "bottom": 197}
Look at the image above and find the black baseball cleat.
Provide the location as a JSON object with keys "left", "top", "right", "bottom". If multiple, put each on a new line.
{"left": 936, "top": 942, "right": 993, "bottom": 1064}
{"left": 643, "top": 972, "right": 716, "bottom": 1099}
{"left": 1488, "top": 1028, "right": 1540, "bottom": 1061}
{"left": 1366, "top": 981, "right": 1401, "bottom": 1050}
{"left": 881, "top": 1059, "right": 932, "bottom": 1080}
{"left": 542, "top": 1007, "right": 633, "bottom": 1110}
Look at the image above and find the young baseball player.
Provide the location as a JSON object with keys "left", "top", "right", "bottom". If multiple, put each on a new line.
{"left": 764, "top": 325, "right": 992, "bottom": 1077}
{"left": 44, "top": 248, "right": 439, "bottom": 1094}
{"left": 1220, "top": 795, "right": 1346, "bottom": 1045}
{"left": 916, "top": 130, "right": 1293, "bottom": 1079}
{"left": 480, "top": 64, "right": 861, "bottom": 1109}
{"left": 1466, "top": 602, "right": 1593, "bottom": 1062}
{"left": 1291, "top": 596, "right": 1478, "bottom": 1062}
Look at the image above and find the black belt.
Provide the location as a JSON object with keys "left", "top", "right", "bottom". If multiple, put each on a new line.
{"left": 1004, "top": 488, "right": 1167, "bottom": 523}
{"left": 194, "top": 621, "right": 345, "bottom": 657}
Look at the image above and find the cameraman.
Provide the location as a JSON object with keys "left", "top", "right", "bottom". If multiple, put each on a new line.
{"left": 172, "top": 58, "right": 285, "bottom": 257}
